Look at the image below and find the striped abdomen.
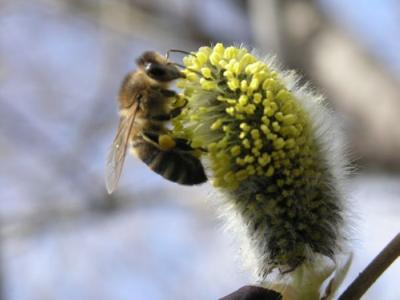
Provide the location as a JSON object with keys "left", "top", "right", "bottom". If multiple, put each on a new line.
{"left": 132, "top": 137, "right": 207, "bottom": 185}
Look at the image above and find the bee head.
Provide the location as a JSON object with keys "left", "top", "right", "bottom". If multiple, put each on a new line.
{"left": 137, "top": 51, "right": 184, "bottom": 82}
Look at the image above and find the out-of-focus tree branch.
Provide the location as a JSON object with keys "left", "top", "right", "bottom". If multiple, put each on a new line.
{"left": 248, "top": 0, "right": 285, "bottom": 56}
{"left": 248, "top": 0, "right": 400, "bottom": 169}
{"left": 0, "top": 102, "right": 102, "bottom": 200}
{"left": 39, "top": 0, "right": 201, "bottom": 49}
{"left": 0, "top": 187, "right": 177, "bottom": 241}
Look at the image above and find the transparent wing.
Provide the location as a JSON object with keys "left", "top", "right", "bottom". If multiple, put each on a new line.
{"left": 105, "top": 106, "right": 138, "bottom": 194}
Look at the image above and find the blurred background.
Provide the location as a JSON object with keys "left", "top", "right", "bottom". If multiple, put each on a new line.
{"left": 0, "top": 0, "right": 399, "bottom": 299}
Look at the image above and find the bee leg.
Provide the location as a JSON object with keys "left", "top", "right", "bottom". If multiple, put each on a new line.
{"left": 141, "top": 131, "right": 162, "bottom": 147}
{"left": 142, "top": 131, "right": 202, "bottom": 153}
{"left": 160, "top": 89, "right": 177, "bottom": 98}
{"left": 174, "top": 137, "right": 208, "bottom": 153}
{"left": 170, "top": 98, "right": 188, "bottom": 117}
{"left": 160, "top": 89, "right": 188, "bottom": 109}
{"left": 142, "top": 131, "right": 177, "bottom": 151}
{"left": 150, "top": 100, "right": 188, "bottom": 121}
{"left": 170, "top": 109, "right": 180, "bottom": 118}
{"left": 173, "top": 137, "right": 196, "bottom": 152}
{"left": 149, "top": 114, "right": 172, "bottom": 121}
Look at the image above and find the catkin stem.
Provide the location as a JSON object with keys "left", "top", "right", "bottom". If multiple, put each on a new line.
{"left": 338, "top": 232, "right": 400, "bottom": 300}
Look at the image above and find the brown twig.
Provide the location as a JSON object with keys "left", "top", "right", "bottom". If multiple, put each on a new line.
{"left": 338, "top": 233, "right": 400, "bottom": 300}
{"left": 219, "top": 285, "right": 282, "bottom": 300}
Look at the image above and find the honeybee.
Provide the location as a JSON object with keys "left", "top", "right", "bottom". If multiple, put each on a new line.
{"left": 105, "top": 51, "right": 207, "bottom": 194}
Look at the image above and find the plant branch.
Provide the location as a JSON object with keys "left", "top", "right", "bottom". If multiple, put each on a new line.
{"left": 338, "top": 232, "right": 400, "bottom": 300}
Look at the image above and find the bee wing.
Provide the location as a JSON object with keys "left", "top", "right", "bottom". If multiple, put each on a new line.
{"left": 105, "top": 106, "right": 138, "bottom": 194}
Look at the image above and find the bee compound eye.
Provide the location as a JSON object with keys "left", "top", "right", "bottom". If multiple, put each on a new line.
{"left": 145, "top": 63, "right": 167, "bottom": 80}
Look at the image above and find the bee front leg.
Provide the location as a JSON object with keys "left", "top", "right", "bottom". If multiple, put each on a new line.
{"left": 161, "top": 88, "right": 188, "bottom": 112}
{"left": 169, "top": 98, "right": 188, "bottom": 118}
{"left": 150, "top": 99, "right": 188, "bottom": 121}
{"left": 147, "top": 89, "right": 186, "bottom": 121}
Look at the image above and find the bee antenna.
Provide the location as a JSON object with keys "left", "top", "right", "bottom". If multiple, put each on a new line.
{"left": 171, "top": 62, "right": 186, "bottom": 69}
{"left": 166, "top": 49, "right": 196, "bottom": 60}
{"left": 167, "top": 50, "right": 212, "bottom": 81}
{"left": 170, "top": 63, "right": 208, "bottom": 79}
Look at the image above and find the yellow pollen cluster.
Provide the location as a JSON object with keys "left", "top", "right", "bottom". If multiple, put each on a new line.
{"left": 173, "top": 43, "right": 320, "bottom": 191}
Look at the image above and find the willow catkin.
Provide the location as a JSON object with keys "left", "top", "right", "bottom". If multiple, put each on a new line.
{"left": 172, "top": 43, "right": 349, "bottom": 298}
